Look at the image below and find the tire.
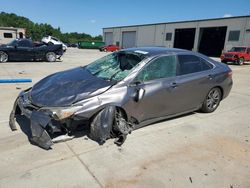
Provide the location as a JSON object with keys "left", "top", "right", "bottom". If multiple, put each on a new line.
{"left": 201, "top": 87, "right": 222, "bottom": 113}
{"left": 0, "top": 51, "right": 8, "bottom": 63}
{"left": 46, "top": 52, "right": 56, "bottom": 62}
{"left": 221, "top": 60, "right": 227, "bottom": 64}
{"left": 238, "top": 57, "right": 244, "bottom": 66}
{"left": 104, "top": 49, "right": 107, "bottom": 52}
{"left": 89, "top": 107, "right": 115, "bottom": 144}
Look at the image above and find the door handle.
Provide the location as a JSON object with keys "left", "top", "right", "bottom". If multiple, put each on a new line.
{"left": 207, "top": 74, "right": 213, "bottom": 80}
{"left": 171, "top": 82, "right": 178, "bottom": 88}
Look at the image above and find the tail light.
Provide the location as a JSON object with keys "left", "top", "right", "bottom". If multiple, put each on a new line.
{"left": 227, "top": 71, "right": 233, "bottom": 78}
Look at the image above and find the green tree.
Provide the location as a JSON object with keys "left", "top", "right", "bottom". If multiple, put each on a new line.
{"left": 0, "top": 12, "right": 103, "bottom": 43}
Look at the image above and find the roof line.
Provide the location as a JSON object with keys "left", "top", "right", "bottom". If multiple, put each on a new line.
{"left": 0, "top": 26, "right": 25, "bottom": 31}
{"left": 103, "top": 15, "right": 250, "bottom": 29}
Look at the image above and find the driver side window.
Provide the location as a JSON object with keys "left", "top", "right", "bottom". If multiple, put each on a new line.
{"left": 18, "top": 40, "right": 31, "bottom": 47}
{"left": 135, "top": 55, "right": 177, "bottom": 82}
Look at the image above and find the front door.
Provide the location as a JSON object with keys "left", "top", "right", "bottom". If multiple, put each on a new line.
{"left": 127, "top": 55, "right": 179, "bottom": 122}
{"left": 15, "top": 40, "right": 34, "bottom": 61}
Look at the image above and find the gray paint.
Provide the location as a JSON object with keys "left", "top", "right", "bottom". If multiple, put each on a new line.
{"left": 10, "top": 47, "right": 233, "bottom": 149}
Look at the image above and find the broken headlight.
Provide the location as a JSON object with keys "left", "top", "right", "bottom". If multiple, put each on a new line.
{"left": 40, "top": 106, "right": 82, "bottom": 120}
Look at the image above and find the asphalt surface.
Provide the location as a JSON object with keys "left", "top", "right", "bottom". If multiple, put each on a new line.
{"left": 0, "top": 48, "right": 249, "bottom": 188}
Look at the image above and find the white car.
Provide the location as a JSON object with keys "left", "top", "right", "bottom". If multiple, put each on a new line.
{"left": 42, "top": 35, "right": 67, "bottom": 52}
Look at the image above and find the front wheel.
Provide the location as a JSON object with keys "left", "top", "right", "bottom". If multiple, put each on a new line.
{"left": 0, "top": 51, "right": 8, "bottom": 63}
{"left": 238, "top": 57, "right": 244, "bottom": 66}
{"left": 201, "top": 87, "right": 222, "bottom": 113}
{"left": 89, "top": 106, "right": 116, "bottom": 144}
{"left": 46, "top": 52, "right": 56, "bottom": 62}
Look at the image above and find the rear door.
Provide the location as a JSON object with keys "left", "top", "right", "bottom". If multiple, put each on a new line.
{"left": 173, "top": 54, "right": 214, "bottom": 112}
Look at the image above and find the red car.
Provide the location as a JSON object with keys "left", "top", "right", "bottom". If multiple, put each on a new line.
{"left": 99, "top": 45, "right": 120, "bottom": 52}
{"left": 220, "top": 46, "right": 250, "bottom": 65}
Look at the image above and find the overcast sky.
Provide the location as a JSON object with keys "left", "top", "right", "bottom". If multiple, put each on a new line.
{"left": 0, "top": 0, "right": 249, "bottom": 36}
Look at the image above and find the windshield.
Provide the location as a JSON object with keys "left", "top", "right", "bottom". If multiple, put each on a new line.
{"left": 86, "top": 52, "right": 144, "bottom": 82}
{"left": 229, "top": 47, "right": 246, "bottom": 52}
{"left": 7, "top": 39, "right": 18, "bottom": 46}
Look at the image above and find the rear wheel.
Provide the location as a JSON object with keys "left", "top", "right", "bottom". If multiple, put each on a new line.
{"left": 238, "top": 57, "right": 244, "bottom": 65}
{"left": 0, "top": 51, "right": 8, "bottom": 63}
{"left": 46, "top": 52, "right": 56, "bottom": 62}
{"left": 201, "top": 87, "right": 222, "bottom": 113}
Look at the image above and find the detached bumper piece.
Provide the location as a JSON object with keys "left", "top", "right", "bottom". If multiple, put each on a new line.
{"left": 9, "top": 97, "right": 53, "bottom": 150}
{"left": 30, "top": 111, "right": 53, "bottom": 150}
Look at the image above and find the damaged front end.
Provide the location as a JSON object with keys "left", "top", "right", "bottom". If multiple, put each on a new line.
{"left": 9, "top": 90, "right": 84, "bottom": 149}
{"left": 9, "top": 89, "right": 134, "bottom": 150}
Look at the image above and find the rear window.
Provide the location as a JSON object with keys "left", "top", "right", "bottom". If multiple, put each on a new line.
{"left": 178, "top": 55, "right": 212, "bottom": 75}
{"left": 52, "top": 37, "right": 59, "bottom": 41}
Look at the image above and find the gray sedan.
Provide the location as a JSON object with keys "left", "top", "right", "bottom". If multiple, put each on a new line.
{"left": 9, "top": 47, "right": 233, "bottom": 149}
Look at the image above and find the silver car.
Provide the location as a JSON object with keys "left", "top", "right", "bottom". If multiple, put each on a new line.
{"left": 9, "top": 47, "right": 233, "bottom": 149}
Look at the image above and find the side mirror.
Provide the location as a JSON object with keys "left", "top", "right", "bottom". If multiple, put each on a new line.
{"left": 129, "top": 80, "right": 141, "bottom": 87}
{"left": 135, "top": 88, "right": 145, "bottom": 102}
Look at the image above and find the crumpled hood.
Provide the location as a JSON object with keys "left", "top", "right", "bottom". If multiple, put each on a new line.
{"left": 31, "top": 67, "right": 112, "bottom": 107}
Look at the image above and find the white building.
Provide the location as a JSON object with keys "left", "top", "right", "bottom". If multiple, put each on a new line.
{"left": 0, "top": 27, "right": 26, "bottom": 44}
{"left": 103, "top": 15, "right": 250, "bottom": 57}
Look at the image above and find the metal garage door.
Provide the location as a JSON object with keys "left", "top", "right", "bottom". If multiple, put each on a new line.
{"left": 104, "top": 32, "right": 113, "bottom": 45}
{"left": 122, "top": 31, "right": 136, "bottom": 48}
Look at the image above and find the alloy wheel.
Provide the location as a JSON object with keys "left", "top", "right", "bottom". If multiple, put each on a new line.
{"left": 0, "top": 51, "right": 8, "bottom": 62}
{"left": 206, "top": 88, "right": 220, "bottom": 111}
{"left": 238, "top": 58, "right": 244, "bottom": 66}
{"left": 46, "top": 52, "right": 56, "bottom": 62}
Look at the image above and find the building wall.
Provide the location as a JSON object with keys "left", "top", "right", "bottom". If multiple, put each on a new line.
{"left": 0, "top": 27, "right": 26, "bottom": 44}
{"left": 137, "top": 25, "right": 155, "bottom": 46}
{"left": 154, "top": 24, "right": 165, "bottom": 46}
{"left": 242, "top": 17, "right": 250, "bottom": 46}
{"left": 103, "top": 16, "right": 250, "bottom": 53}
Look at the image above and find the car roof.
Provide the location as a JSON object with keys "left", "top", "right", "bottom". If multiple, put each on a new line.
{"left": 16, "top": 38, "right": 32, "bottom": 42}
{"left": 120, "top": 47, "right": 190, "bottom": 57}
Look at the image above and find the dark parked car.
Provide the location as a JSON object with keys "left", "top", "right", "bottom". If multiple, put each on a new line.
{"left": 220, "top": 46, "right": 250, "bottom": 65}
{"left": 0, "top": 39, "right": 64, "bottom": 62}
{"left": 99, "top": 44, "right": 120, "bottom": 52}
{"left": 9, "top": 47, "right": 233, "bottom": 149}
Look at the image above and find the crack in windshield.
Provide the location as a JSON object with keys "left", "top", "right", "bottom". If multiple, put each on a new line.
{"left": 86, "top": 52, "right": 144, "bottom": 82}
